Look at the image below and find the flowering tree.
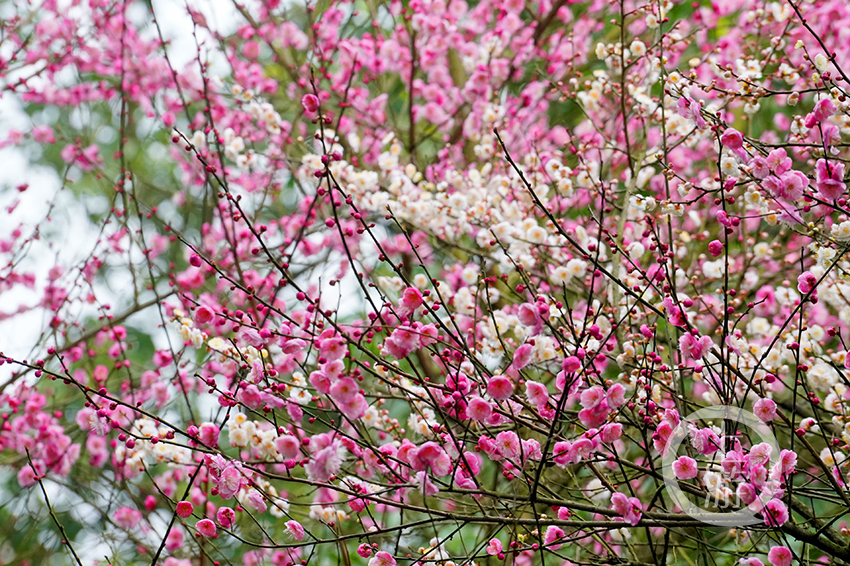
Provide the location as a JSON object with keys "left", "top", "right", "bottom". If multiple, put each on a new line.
{"left": 3, "top": 0, "right": 850, "bottom": 564}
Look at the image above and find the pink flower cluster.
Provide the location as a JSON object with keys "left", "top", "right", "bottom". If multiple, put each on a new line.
{"left": 4, "top": 0, "right": 850, "bottom": 564}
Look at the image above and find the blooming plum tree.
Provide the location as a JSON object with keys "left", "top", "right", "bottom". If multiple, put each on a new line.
{"left": 1, "top": 0, "right": 850, "bottom": 565}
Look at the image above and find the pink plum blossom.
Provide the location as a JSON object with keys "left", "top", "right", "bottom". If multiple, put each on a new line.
{"left": 679, "top": 333, "right": 713, "bottom": 361}
{"left": 611, "top": 492, "right": 643, "bottom": 526}
{"left": 467, "top": 397, "right": 493, "bottom": 421}
{"left": 525, "top": 380, "right": 549, "bottom": 406}
{"left": 487, "top": 376, "right": 514, "bottom": 400}
{"left": 754, "top": 398, "right": 777, "bottom": 423}
{"left": 672, "top": 456, "right": 698, "bottom": 480}
{"left": 276, "top": 434, "right": 301, "bottom": 460}
{"left": 512, "top": 343, "right": 534, "bottom": 370}
{"left": 767, "top": 546, "right": 793, "bottom": 566}
{"left": 216, "top": 507, "right": 235, "bottom": 529}
{"left": 805, "top": 98, "right": 836, "bottom": 128}
{"left": 543, "top": 525, "right": 565, "bottom": 550}
{"left": 196, "top": 519, "right": 217, "bottom": 537}
{"left": 368, "top": 551, "right": 397, "bottom": 566}
{"left": 301, "top": 94, "right": 320, "bottom": 114}
{"left": 815, "top": 159, "right": 846, "bottom": 201}
{"left": 176, "top": 501, "right": 194, "bottom": 518}
{"left": 410, "top": 442, "right": 452, "bottom": 476}
{"left": 763, "top": 499, "right": 789, "bottom": 527}
{"left": 398, "top": 287, "right": 424, "bottom": 316}
{"left": 495, "top": 431, "right": 522, "bottom": 460}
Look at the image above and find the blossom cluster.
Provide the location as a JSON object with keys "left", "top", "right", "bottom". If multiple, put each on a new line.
{"left": 3, "top": 0, "right": 850, "bottom": 565}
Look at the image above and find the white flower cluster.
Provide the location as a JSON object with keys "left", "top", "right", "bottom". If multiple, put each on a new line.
{"left": 297, "top": 142, "right": 595, "bottom": 277}
{"left": 115, "top": 417, "right": 192, "bottom": 470}
{"left": 309, "top": 505, "right": 349, "bottom": 523}
{"left": 227, "top": 413, "right": 278, "bottom": 460}
{"left": 175, "top": 314, "right": 206, "bottom": 348}
{"left": 206, "top": 336, "right": 266, "bottom": 367}
{"left": 397, "top": 375, "right": 440, "bottom": 437}
{"left": 285, "top": 371, "right": 311, "bottom": 406}
{"left": 417, "top": 537, "right": 471, "bottom": 566}
{"left": 221, "top": 127, "right": 258, "bottom": 169}
{"left": 832, "top": 221, "right": 850, "bottom": 242}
